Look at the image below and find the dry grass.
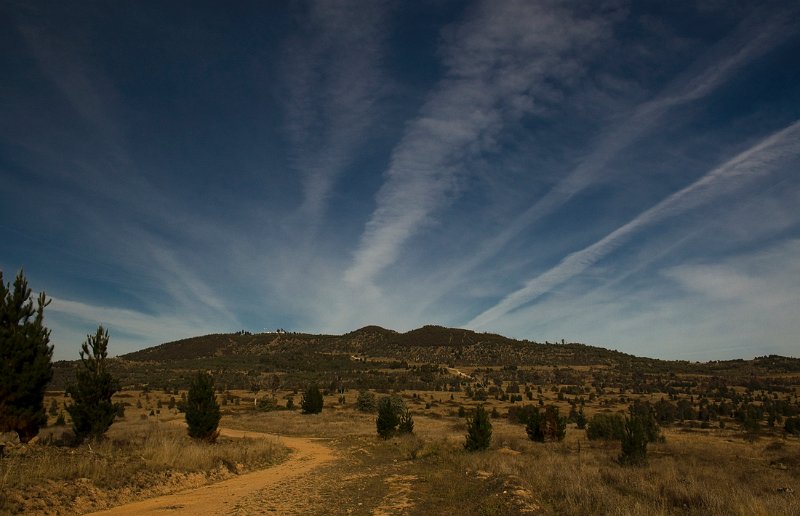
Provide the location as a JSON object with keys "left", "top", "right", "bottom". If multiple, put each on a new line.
{"left": 0, "top": 417, "right": 287, "bottom": 514}
{"left": 7, "top": 385, "right": 799, "bottom": 514}
{"left": 387, "top": 422, "right": 800, "bottom": 515}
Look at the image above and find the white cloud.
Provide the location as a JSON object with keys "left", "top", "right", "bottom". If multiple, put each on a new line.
{"left": 345, "top": 0, "right": 612, "bottom": 288}
{"left": 468, "top": 119, "right": 800, "bottom": 328}
{"left": 47, "top": 296, "right": 226, "bottom": 359}
{"left": 422, "top": 5, "right": 800, "bottom": 303}
{"left": 282, "top": 0, "right": 392, "bottom": 226}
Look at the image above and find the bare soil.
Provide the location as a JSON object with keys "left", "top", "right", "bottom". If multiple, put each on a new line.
{"left": 87, "top": 427, "right": 335, "bottom": 515}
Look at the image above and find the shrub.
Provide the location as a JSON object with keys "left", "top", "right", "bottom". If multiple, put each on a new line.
{"left": 256, "top": 397, "right": 279, "bottom": 411}
{"left": 784, "top": 416, "right": 800, "bottom": 435}
{"left": 620, "top": 412, "right": 649, "bottom": 466}
{"left": 0, "top": 270, "right": 53, "bottom": 442}
{"left": 464, "top": 405, "right": 492, "bottom": 451}
{"left": 66, "top": 326, "right": 120, "bottom": 443}
{"left": 586, "top": 412, "right": 625, "bottom": 441}
{"left": 300, "top": 383, "right": 323, "bottom": 414}
{"left": 398, "top": 409, "right": 414, "bottom": 435}
{"left": 377, "top": 396, "right": 401, "bottom": 439}
{"left": 508, "top": 404, "right": 540, "bottom": 425}
{"left": 628, "top": 400, "right": 662, "bottom": 443}
{"left": 185, "top": 372, "right": 221, "bottom": 442}
{"left": 575, "top": 407, "right": 587, "bottom": 429}
{"left": 526, "top": 405, "right": 566, "bottom": 442}
{"left": 357, "top": 390, "right": 377, "bottom": 412}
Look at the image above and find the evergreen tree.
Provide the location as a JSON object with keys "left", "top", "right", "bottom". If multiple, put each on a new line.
{"left": 619, "top": 412, "right": 649, "bottom": 465}
{"left": 376, "top": 396, "right": 400, "bottom": 439}
{"left": 185, "top": 372, "right": 221, "bottom": 442}
{"left": 300, "top": 383, "right": 323, "bottom": 414}
{"left": 526, "top": 405, "right": 567, "bottom": 442}
{"left": 398, "top": 408, "right": 414, "bottom": 435}
{"left": 575, "top": 407, "right": 587, "bottom": 430}
{"left": 0, "top": 270, "right": 53, "bottom": 442}
{"left": 356, "top": 390, "right": 377, "bottom": 412}
{"left": 464, "top": 405, "right": 492, "bottom": 451}
{"left": 526, "top": 409, "right": 545, "bottom": 442}
{"left": 66, "top": 326, "right": 120, "bottom": 443}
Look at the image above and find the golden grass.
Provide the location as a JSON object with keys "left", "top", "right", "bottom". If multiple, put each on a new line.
{"left": 0, "top": 417, "right": 287, "bottom": 514}
{"left": 389, "top": 422, "right": 800, "bottom": 515}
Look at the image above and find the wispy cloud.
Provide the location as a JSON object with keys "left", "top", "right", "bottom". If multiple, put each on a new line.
{"left": 423, "top": 4, "right": 800, "bottom": 302}
{"left": 468, "top": 119, "right": 800, "bottom": 328}
{"left": 344, "top": 0, "right": 613, "bottom": 288}
{"left": 47, "top": 295, "right": 226, "bottom": 359}
{"left": 282, "top": 0, "right": 392, "bottom": 225}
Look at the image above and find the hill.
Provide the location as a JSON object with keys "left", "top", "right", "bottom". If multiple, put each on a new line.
{"left": 49, "top": 324, "right": 800, "bottom": 392}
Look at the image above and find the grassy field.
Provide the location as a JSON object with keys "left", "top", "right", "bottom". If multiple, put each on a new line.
{"left": 221, "top": 388, "right": 800, "bottom": 515}
{"left": 3, "top": 377, "right": 799, "bottom": 514}
{"left": 0, "top": 406, "right": 287, "bottom": 514}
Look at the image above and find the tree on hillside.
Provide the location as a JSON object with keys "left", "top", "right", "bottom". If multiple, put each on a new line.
{"left": 526, "top": 405, "right": 567, "bottom": 442}
{"left": 464, "top": 405, "right": 492, "bottom": 451}
{"left": 300, "top": 383, "right": 323, "bottom": 414}
{"left": 185, "top": 372, "right": 221, "bottom": 442}
{"left": 0, "top": 270, "right": 53, "bottom": 442}
{"left": 66, "top": 326, "right": 121, "bottom": 443}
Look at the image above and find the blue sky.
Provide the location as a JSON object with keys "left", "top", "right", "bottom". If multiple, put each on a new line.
{"left": 2, "top": 1, "right": 799, "bottom": 361}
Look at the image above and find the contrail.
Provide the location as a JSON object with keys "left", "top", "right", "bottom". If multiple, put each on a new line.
{"left": 467, "top": 119, "right": 800, "bottom": 328}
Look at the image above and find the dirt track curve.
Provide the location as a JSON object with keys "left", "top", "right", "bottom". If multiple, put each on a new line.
{"left": 87, "top": 427, "right": 335, "bottom": 515}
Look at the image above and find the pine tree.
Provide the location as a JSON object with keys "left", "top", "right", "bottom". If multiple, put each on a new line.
{"left": 525, "top": 408, "right": 545, "bottom": 442}
{"left": 619, "top": 412, "right": 648, "bottom": 465}
{"left": 300, "top": 383, "right": 323, "bottom": 414}
{"left": 376, "top": 396, "right": 400, "bottom": 438}
{"left": 185, "top": 372, "right": 221, "bottom": 442}
{"left": 398, "top": 409, "right": 414, "bottom": 435}
{"left": 0, "top": 270, "right": 53, "bottom": 442}
{"left": 464, "top": 405, "right": 492, "bottom": 451}
{"left": 66, "top": 326, "right": 120, "bottom": 443}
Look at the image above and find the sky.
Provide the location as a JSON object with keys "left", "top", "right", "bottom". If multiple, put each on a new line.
{"left": 1, "top": 1, "right": 799, "bottom": 361}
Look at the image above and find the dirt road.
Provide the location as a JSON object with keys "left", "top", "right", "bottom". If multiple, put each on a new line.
{"left": 87, "top": 427, "right": 335, "bottom": 515}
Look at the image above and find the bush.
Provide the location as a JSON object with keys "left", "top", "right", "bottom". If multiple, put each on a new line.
{"left": 300, "top": 383, "right": 323, "bottom": 414}
{"left": 398, "top": 409, "right": 414, "bottom": 435}
{"left": 628, "top": 400, "right": 662, "bottom": 443}
{"left": 784, "top": 416, "right": 800, "bottom": 435}
{"left": 0, "top": 270, "right": 53, "bottom": 443}
{"left": 586, "top": 412, "right": 625, "bottom": 441}
{"left": 185, "top": 372, "right": 221, "bottom": 442}
{"left": 357, "top": 390, "right": 377, "bottom": 412}
{"left": 66, "top": 326, "right": 120, "bottom": 443}
{"left": 256, "top": 397, "right": 279, "bottom": 411}
{"left": 377, "top": 396, "right": 399, "bottom": 438}
{"left": 620, "top": 413, "right": 649, "bottom": 466}
{"left": 525, "top": 405, "right": 566, "bottom": 442}
{"left": 508, "top": 404, "right": 540, "bottom": 425}
{"left": 464, "top": 405, "right": 492, "bottom": 451}
{"left": 377, "top": 396, "right": 408, "bottom": 439}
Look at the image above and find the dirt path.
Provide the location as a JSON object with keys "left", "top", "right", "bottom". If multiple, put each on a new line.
{"left": 87, "top": 427, "right": 335, "bottom": 516}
